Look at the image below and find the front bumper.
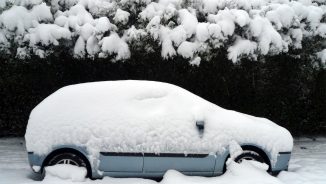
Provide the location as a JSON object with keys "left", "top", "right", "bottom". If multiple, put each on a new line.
{"left": 272, "top": 151, "right": 291, "bottom": 175}
{"left": 27, "top": 152, "right": 44, "bottom": 173}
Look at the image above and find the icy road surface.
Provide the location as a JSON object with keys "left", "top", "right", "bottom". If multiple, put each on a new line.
{"left": 0, "top": 138, "right": 325, "bottom": 184}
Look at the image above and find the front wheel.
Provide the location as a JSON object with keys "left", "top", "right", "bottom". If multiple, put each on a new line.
{"left": 234, "top": 150, "right": 265, "bottom": 164}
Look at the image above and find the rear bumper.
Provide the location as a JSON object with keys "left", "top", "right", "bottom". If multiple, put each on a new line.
{"left": 27, "top": 152, "right": 44, "bottom": 173}
{"left": 271, "top": 151, "right": 291, "bottom": 175}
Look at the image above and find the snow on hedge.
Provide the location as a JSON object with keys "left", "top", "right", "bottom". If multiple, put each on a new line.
{"left": 317, "top": 49, "right": 326, "bottom": 64}
{"left": 25, "top": 80, "right": 293, "bottom": 170}
{"left": 0, "top": 0, "right": 325, "bottom": 64}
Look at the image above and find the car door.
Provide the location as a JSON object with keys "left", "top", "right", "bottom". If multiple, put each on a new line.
{"left": 143, "top": 152, "right": 216, "bottom": 176}
{"left": 143, "top": 120, "right": 216, "bottom": 176}
{"left": 98, "top": 152, "right": 143, "bottom": 173}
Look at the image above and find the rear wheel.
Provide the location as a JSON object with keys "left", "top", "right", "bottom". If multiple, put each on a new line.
{"left": 47, "top": 152, "right": 87, "bottom": 167}
{"left": 43, "top": 152, "right": 90, "bottom": 178}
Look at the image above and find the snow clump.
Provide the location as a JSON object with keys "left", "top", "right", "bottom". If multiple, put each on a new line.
{"left": 44, "top": 164, "right": 87, "bottom": 182}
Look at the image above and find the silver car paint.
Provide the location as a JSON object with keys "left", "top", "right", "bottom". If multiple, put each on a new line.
{"left": 27, "top": 144, "right": 291, "bottom": 178}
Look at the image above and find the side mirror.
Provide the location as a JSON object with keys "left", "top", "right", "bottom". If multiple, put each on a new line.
{"left": 196, "top": 121, "right": 205, "bottom": 130}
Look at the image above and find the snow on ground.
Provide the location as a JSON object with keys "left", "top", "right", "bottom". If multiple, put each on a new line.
{"left": 278, "top": 137, "right": 326, "bottom": 184}
{"left": 0, "top": 137, "right": 325, "bottom": 184}
{"left": 0, "top": 138, "right": 39, "bottom": 184}
{"left": 22, "top": 160, "right": 281, "bottom": 184}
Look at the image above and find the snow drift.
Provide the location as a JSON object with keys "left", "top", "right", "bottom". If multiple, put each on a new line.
{"left": 25, "top": 80, "right": 293, "bottom": 168}
{"left": 28, "top": 160, "right": 284, "bottom": 184}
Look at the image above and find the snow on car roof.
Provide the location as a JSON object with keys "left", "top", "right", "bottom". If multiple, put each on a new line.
{"left": 25, "top": 80, "right": 292, "bottom": 165}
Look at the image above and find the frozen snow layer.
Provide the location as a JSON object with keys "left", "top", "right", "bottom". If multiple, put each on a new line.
{"left": 25, "top": 80, "right": 293, "bottom": 167}
{"left": 0, "top": 0, "right": 325, "bottom": 63}
{"left": 0, "top": 138, "right": 325, "bottom": 184}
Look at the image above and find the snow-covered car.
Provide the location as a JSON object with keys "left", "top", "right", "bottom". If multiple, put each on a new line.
{"left": 25, "top": 80, "right": 293, "bottom": 178}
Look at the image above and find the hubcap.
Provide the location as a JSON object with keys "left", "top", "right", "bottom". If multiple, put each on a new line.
{"left": 56, "top": 159, "right": 79, "bottom": 166}
{"left": 237, "top": 156, "right": 254, "bottom": 163}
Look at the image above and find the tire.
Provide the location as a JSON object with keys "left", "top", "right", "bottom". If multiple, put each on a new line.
{"left": 234, "top": 150, "right": 265, "bottom": 164}
{"left": 47, "top": 152, "right": 87, "bottom": 167}
{"left": 44, "top": 152, "right": 90, "bottom": 178}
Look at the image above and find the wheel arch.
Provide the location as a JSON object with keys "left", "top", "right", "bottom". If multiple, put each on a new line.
{"left": 222, "top": 144, "right": 272, "bottom": 173}
{"left": 41, "top": 146, "right": 92, "bottom": 178}
{"left": 240, "top": 145, "right": 271, "bottom": 170}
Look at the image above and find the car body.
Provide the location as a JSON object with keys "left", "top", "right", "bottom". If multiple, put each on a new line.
{"left": 25, "top": 80, "right": 293, "bottom": 178}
